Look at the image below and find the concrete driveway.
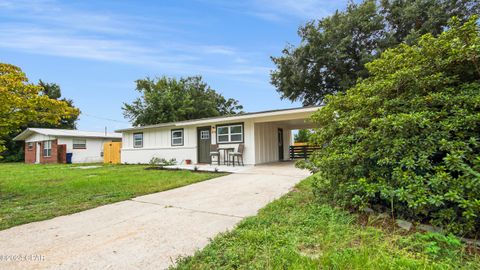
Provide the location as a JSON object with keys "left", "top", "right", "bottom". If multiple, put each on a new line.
{"left": 0, "top": 162, "right": 309, "bottom": 270}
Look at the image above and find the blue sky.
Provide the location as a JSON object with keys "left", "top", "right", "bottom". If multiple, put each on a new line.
{"left": 0, "top": 0, "right": 350, "bottom": 131}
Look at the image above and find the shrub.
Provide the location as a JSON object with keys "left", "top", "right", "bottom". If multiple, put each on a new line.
{"left": 305, "top": 17, "right": 480, "bottom": 236}
{"left": 149, "top": 157, "right": 177, "bottom": 167}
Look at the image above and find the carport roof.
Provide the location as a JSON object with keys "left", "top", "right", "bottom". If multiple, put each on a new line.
{"left": 115, "top": 106, "right": 321, "bottom": 132}
{"left": 13, "top": 128, "right": 122, "bottom": 141}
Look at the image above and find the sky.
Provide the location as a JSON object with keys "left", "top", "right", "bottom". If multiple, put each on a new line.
{"left": 0, "top": 0, "right": 351, "bottom": 131}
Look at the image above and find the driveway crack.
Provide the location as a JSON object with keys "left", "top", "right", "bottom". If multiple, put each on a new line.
{"left": 130, "top": 199, "right": 245, "bottom": 219}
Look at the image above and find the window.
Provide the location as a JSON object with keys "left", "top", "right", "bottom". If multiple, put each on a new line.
{"left": 133, "top": 133, "right": 143, "bottom": 148}
{"left": 27, "top": 142, "right": 33, "bottom": 151}
{"left": 171, "top": 129, "right": 184, "bottom": 146}
{"left": 200, "top": 130, "right": 209, "bottom": 140}
{"left": 43, "top": 141, "right": 52, "bottom": 157}
{"left": 216, "top": 123, "right": 243, "bottom": 143}
{"left": 73, "top": 138, "right": 86, "bottom": 149}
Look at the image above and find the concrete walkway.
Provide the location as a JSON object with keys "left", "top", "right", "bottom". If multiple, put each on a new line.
{"left": 0, "top": 162, "right": 309, "bottom": 270}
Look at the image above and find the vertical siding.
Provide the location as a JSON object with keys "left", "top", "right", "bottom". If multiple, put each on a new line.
{"left": 254, "top": 122, "right": 279, "bottom": 164}
{"left": 254, "top": 122, "right": 293, "bottom": 164}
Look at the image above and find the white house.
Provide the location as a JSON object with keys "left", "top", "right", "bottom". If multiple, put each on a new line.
{"left": 116, "top": 106, "right": 319, "bottom": 165}
{"left": 14, "top": 128, "right": 122, "bottom": 164}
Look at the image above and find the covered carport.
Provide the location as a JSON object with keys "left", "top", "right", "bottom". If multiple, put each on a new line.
{"left": 252, "top": 109, "right": 318, "bottom": 164}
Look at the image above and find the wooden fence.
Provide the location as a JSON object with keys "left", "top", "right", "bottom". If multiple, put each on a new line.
{"left": 289, "top": 145, "right": 320, "bottom": 160}
{"left": 103, "top": 142, "right": 122, "bottom": 164}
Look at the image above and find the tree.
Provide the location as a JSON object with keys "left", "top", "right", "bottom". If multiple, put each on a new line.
{"left": 123, "top": 76, "right": 243, "bottom": 126}
{"left": 39, "top": 79, "right": 61, "bottom": 99}
{"left": 303, "top": 17, "right": 480, "bottom": 235}
{"left": 0, "top": 63, "right": 79, "bottom": 157}
{"left": 271, "top": 0, "right": 479, "bottom": 105}
{"left": 37, "top": 80, "right": 79, "bottom": 129}
{"left": 0, "top": 79, "right": 80, "bottom": 162}
{"left": 294, "top": 129, "right": 312, "bottom": 143}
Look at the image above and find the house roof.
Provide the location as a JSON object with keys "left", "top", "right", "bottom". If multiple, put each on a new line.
{"left": 116, "top": 106, "right": 321, "bottom": 132}
{"left": 13, "top": 128, "right": 122, "bottom": 141}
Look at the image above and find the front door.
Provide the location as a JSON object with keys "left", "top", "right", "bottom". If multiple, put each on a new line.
{"left": 278, "top": 128, "right": 284, "bottom": 161}
{"left": 197, "top": 126, "right": 211, "bottom": 163}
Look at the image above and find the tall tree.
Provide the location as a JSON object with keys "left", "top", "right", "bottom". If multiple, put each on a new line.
{"left": 123, "top": 76, "right": 243, "bottom": 126}
{"left": 271, "top": 0, "right": 479, "bottom": 105}
{"left": 37, "top": 80, "right": 79, "bottom": 129}
{"left": 1, "top": 79, "right": 81, "bottom": 162}
{"left": 294, "top": 129, "right": 313, "bottom": 143}
{"left": 0, "top": 63, "right": 79, "bottom": 158}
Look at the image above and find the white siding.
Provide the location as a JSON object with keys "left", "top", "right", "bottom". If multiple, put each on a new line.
{"left": 57, "top": 137, "right": 115, "bottom": 163}
{"left": 25, "top": 134, "right": 55, "bottom": 142}
{"left": 254, "top": 122, "right": 291, "bottom": 164}
{"left": 121, "top": 120, "right": 257, "bottom": 165}
{"left": 121, "top": 126, "right": 198, "bottom": 164}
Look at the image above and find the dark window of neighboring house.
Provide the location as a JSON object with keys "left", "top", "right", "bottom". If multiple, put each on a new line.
{"left": 133, "top": 133, "right": 143, "bottom": 148}
{"left": 73, "top": 138, "right": 87, "bottom": 149}
{"left": 171, "top": 129, "right": 184, "bottom": 146}
{"left": 27, "top": 142, "right": 33, "bottom": 151}
{"left": 216, "top": 123, "right": 244, "bottom": 144}
{"left": 43, "top": 140, "right": 52, "bottom": 157}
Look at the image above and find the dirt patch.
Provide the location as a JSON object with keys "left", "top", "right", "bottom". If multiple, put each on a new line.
{"left": 297, "top": 243, "right": 322, "bottom": 259}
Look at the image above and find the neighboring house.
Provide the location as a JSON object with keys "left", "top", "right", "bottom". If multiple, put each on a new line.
{"left": 14, "top": 128, "right": 122, "bottom": 164}
{"left": 116, "top": 106, "right": 319, "bottom": 165}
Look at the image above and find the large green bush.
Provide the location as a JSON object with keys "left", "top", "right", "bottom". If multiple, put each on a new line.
{"left": 306, "top": 17, "right": 480, "bottom": 236}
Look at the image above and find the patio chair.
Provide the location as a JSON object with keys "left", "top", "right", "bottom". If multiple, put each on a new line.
{"left": 228, "top": 144, "right": 244, "bottom": 166}
{"left": 209, "top": 144, "right": 220, "bottom": 165}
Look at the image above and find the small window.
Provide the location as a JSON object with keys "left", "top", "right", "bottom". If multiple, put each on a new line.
{"left": 171, "top": 129, "right": 184, "bottom": 146}
{"left": 43, "top": 141, "right": 52, "bottom": 157}
{"left": 133, "top": 133, "right": 143, "bottom": 148}
{"left": 216, "top": 124, "right": 243, "bottom": 144}
{"left": 200, "top": 130, "right": 209, "bottom": 140}
{"left": 73, "top": 138, "right": 86, "bottom": 149}
{"left": 27, "top": 142, "right": 33, "bottom": 151}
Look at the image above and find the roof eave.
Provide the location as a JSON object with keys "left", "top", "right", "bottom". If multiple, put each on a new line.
{"left": 115, "top": 106, "right": 321, "bottom": 133}
{"left": 13, "top": 129, "right": 33, "bottom": 141}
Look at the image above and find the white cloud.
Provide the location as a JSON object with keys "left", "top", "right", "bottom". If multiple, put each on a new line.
{"left": 197, "top": 0, "right": 344, "bottom": 22}
{"left": 252, "top": 0, "right": 338, "bottom": 20}
{"left": 0, "top": 0, "right": 271, "bottom": 78}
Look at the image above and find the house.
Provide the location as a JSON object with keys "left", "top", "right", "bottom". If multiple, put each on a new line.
{"left": 13, "top": 128, "right": 122, "bottom": 164}
{"left": 116, "top": 106, "right": 319, "bottom": 165}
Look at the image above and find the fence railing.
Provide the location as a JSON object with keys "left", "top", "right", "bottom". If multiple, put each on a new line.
{"left": 289, "top": 145, "right": 320, "bottom": 160}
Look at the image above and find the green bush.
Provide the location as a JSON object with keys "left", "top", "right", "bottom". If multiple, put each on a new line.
{"left": 305, "top": 17, "right": 480, "bottom": 236}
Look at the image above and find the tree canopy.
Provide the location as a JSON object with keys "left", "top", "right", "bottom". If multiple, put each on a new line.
{"left": 0, "top": 63, "right": 79, "bottom": 157}
{"left": 271, "top": 0, "right": 479, "bottom": 105}
{"left": 123, "top": 76, "right": 243, "bottom": 126}
{"left": 37, "top": 80, "right": 79, "bottom": 129}
{"left": 294, "top": 129, "right": 312, "bottom": 143}
{"left": 303, "top": 17, "right": 480, "bottom": 235}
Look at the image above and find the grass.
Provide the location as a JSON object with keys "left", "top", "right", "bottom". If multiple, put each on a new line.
{"left": 0, "top": 163, "right": 224, "bottom": 230}
{"left": 173, "top": 177, "right": 480, "bottom": 270}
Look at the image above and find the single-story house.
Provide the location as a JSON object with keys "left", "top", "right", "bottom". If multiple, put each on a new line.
{"left": 14, "top": 128, "right": 122, "bottom": 164}
{"left": 116, "top": 106, "right": 319, "bottom": 165}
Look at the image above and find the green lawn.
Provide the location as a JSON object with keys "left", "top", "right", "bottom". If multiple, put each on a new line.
{"left": 173, "top": 177, "right": 480, "bottom": 270}
{"left": 0, "top": 163, "right": 224, "bottom": 230}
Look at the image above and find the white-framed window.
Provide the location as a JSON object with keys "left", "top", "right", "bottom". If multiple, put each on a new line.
{"left": 217, "top": 124, "right": 243, "bottom": 144}
{"left": 27, "top": 142, "right": 33, "bottom": 151}
{"left": 200, "top": 130, "right": 210, "bottom": 140}
{"left": 171, "top": 129, "right": 184, "bottom": 146}
{"left": 43, "top": 140, "right": 52, "bottom": 157}
{"left": 72, "top": 138, "right": 87, "bottom": 149}
{"left": 133, "top": 133, "right": 143, "bottom": 148}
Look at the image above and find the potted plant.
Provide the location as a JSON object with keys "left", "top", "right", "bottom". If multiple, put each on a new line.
{"left": 185, "top": 159, "right": 192, "bottom": 165}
